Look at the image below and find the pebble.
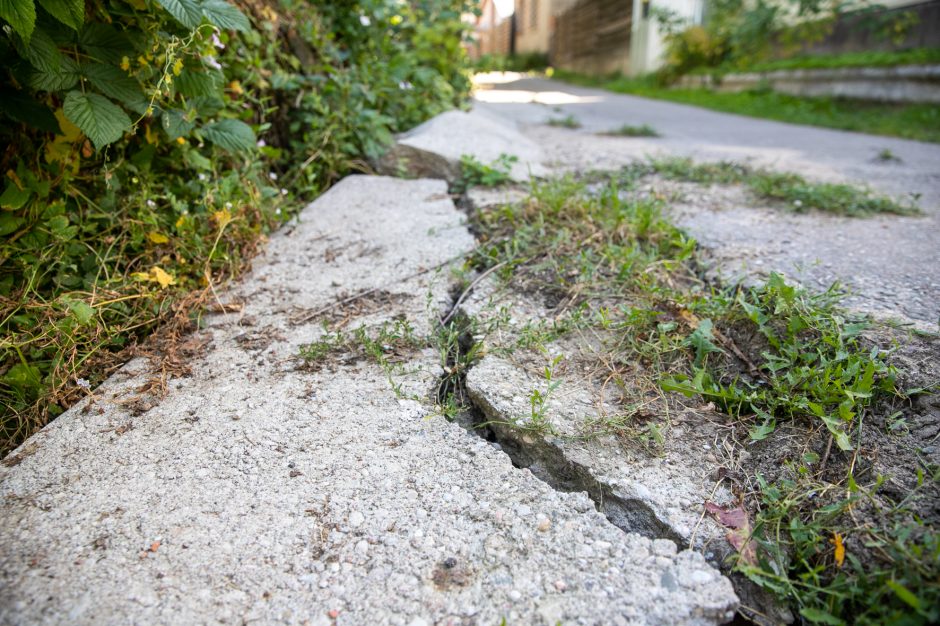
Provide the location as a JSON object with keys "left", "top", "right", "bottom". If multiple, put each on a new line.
{"left": 536, "top": 516, "right": 551, "bottom": 532}
{"left": 349, "top": 511, "right": 364, "bottom": 527}
{"left": 553, "top": 580, "right": 567, "bottom": 592}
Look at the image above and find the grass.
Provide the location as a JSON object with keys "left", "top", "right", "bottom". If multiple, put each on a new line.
{"left": 610, "top": 157, "right": 920, "bottom": 216}
{"left": 453, "top": 153, "right": 518, "bottom": 194}
{"left": 552, "top": 70, "right": 940, "bottom": 143}
{"left": 546, "top": 114, "right": 582, "bottom": 129}
{"left": 741, "top": 47, "right": 940, "bottom": 73}
{"left": 463, "top": 169, "right": 938, "bottom": 624}
{"left": 600, "top": 123, "right": 660, "bottom": 137}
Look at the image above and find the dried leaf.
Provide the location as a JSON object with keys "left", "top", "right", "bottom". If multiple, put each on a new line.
{"left": 705, "top": 501, "right": 757, "bottom": 566}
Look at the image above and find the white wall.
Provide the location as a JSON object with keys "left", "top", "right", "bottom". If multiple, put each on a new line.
{"left": 630, "top": 0, "right": 705, "bottom": 75}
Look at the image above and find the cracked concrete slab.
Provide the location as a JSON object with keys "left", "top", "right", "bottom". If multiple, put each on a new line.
{"left": 0, "top": 176, "right": 736, "bottom": 625}
{"left": 378, "top": 109, "right": 548, "bottom": 183}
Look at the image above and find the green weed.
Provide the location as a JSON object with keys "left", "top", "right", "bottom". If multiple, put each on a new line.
{"left": 546, "top": 114, "right": 582, "bottom": 129}
{"left": 601, "top": 124, "right": 660, "bottom": 137}
{"left": 612, "top": 157, "right": 919, "bottom": 217}
{"left": 453, "top": 154, "right": 518, "bottom": 193}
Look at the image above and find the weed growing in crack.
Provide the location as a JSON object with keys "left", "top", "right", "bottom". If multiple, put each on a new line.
{"left": 605, "top": 157, "right": 920, "bottom": 217}
{"left": 662, "top": 273, "right": 902, "bottom": 449}
{"left": 546, "top": 114, "right": 582, "bottom": 129}
{"left": 452, "top": 153, "right": 518, "bottom": 193}
{"left": 601, "top": 123, "right": 660, "bottom": 137}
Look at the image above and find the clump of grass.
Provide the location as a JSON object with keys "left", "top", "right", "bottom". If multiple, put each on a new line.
{"left": 614, "top": 157, "right": 920, "bottom": 217}
{"left": 875, "top": 148, "right": 902, "bottom": 163}
{"left": 601, "top": 123, "right": 660, "bottom": 137}
{"left": 546, "top": 114, "right": 582, "bottom": 129}
{"left": 453, "top": 153, "right": 518, "bottom": 193}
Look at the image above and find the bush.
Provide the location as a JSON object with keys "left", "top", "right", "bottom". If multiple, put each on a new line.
{"left": 474, "top": 52, "right": 549, "bottom": 72}
{"left": 0, "top": 0, "right": 471, "bottom": 454}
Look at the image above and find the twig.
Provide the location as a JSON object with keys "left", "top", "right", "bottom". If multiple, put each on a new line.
{"left": 689, "top": 478, "right": 724, "bottom": 552}
{"left": 819, "top": 432, "right": 834, "bottom": 472}
{"left": 291, "top": 254, "right": 462, "bottom": 325}
{"left": 440, "top": 261, "right": 507, "bottom": 326}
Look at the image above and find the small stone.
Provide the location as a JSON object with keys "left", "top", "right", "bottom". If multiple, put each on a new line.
{"left": 349, "top": 511, "right": 365, "bottom": 528}
{"left": 508, "top": 590, "right": 522, "bottom": 602}
{"left": 355, "top": 540, "right": 369, "bottom": 555}
{"left": 553, "top": 579, "right": 567, "bottom": 592}
{"left": 536, "top": 516, "right": 551, "bottom": 532}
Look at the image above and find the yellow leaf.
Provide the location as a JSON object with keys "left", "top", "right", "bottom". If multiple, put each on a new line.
{"left": 148, "top": 231, "right": 169, "bottom": 244}
{"left": 172, "top": 58, "right": 184, "bottom": 76}
{"left": 132, "top": 267, "right": 176, "bottom": 289}
{"left": 212, "top": 209, "right": 232, "bottom": 228}
{"left": 137, "top": 55, "right": 148, "bottom": 67}
{"left": 228, "top": 80, "right": 243, "bottom": 95}
{"left": 831, "top": 532, "right": 845, "bottom": 568}
{"left": 120, "top": 56, "right": 130, "bottom": 71}
{"left": 175, "top": 215, "right": 187, "bottom": 228}
{"left": 144, "top": 123, "right": 157, "bottom": 145}
{"left": 151, "top": 266, "right": 175, "bottom": 289}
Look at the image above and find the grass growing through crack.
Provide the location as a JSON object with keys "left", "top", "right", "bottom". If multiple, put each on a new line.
{"left": 546, "top": 114, "right": 582, "bottom": 129}
{"left": 467, "top": 170, "right": 937, "bottom": 624}
{"left": 608, "top": 157, "right": 920, "bottom": 217}
{"left": 601, "top": 123, "right": 660, "bottom": 137}
{"left": 452, "top": 153, "right": 518, "bottom": 194}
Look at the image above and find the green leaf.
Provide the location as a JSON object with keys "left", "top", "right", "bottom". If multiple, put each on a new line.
{"left": 687, "top": 318, "right": 722, "bottom": 366}
{"left": 0, "top": 90, "right": 60, "bottom": 132}
{"left": 78, "top": 23, "right": 132, "bottom": 64}
{"left": 175, "top": 66, "right": 224, "bottom": 98}
{"left": 0, "top": 182, "right": 32, "bottom": 209}
{"left": 799, "top": 607, "right": 844, "bottom": 625}
{"left": 0, "top": 212, "right": 25, "bottom": 236}
{"left": 63, "top": 91, "right": 131, "bottom": 150}
{"left": 161, "top": 107, "right": 197, "bottom": 140}
{"left": 155, "top": 0, "right": 203, "bottom": 29}
{"left": 201, "top": 118, "right": 256, "bottom": 152}
{"left": 68, "top": 300, "right": 95, "bottom": 325}
{"left": 3, "top": 362, "right": 41, "bottom": 391}
{"left": 19, "top": 27, "right": 63, "bottom": 72}
{"left": 37, "top": 0, "right": 83, "bottom": 31}
{"left": 885, "top": 580, "right": 922, "bottom": 611}
{"left": 84, "top": 63, "right": 149, "bottom": 113}
{"left": 28, "top": 54, "right": 79, "bottom": 91}
{"left": 200, "top": 0, "right": 250, "bottom": 32}
{"left": 0, "top": 0, "right": 36, "bottom": 42}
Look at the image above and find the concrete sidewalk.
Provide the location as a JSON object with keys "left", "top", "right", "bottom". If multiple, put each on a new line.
{"left": 473, "top": 74, "right": 940, "bottom": 327}
{"left": 0, "top": 176, "right": 736, "bottom": 625}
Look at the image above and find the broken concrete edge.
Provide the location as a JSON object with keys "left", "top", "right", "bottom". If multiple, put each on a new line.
{"left": 1, "top": 175, "right": 739, "bottom": 625}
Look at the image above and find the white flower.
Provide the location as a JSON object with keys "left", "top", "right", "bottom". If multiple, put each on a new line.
{"left": 225, "top": 202, "right": 233, "bottom": 209}
{"left": 280, "top": 188, "right": 288, "bottom": 195}
{"left": 257, "top": 139, "right": 267, "bottom": 147}
{"left": 793, "top": 199, "right": 803, "bottom": 207}
{"left": 275, "top": 208, "right": 282, "bottom": 215}
{"left": 76, "top": 378, "right": 91, "bottom": 389}
{"left": 146, "top": 199, "right": 156, "bottom": 208}
{"left": 205, "top": 56, "right": 222, "bottom": 70}
{"left": 359, "top": 15, "right": 371, "bottom": 26}
{"left": 212, "top": 33, "right": 225, "bottom": 49}
{"left": 198, "top": 173, "right": 207, "bottom": 181}
{"left": 398, "top": 81, "right": 413, "bottom": 90}
{"left": 268, "top": 172, "right": 278, "bottom": 181}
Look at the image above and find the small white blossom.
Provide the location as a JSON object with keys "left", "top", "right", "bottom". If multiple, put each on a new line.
{"left": 198, "top": 173, "right": 207, "bottom": 181}
{"left": 76, "top": 378, "right": 91, "bottom": 389}
{"left": 212, "top": 33, "right": 225, "bottom": 49}
{"left": 225, "top": 202, "right": 233, "bottom": 209}
{"left": 205, "top": 56, "right": 222, "bottom": 70}
{"left": 398, "top": 81, "right": 413, "bottom": 90}
{"left": 146, "top": 199, "right": 156, "bottom": 208}
{"left": 268, "top": 172, "right": 278, "bottom": 181}
{"left": 359, "top": 15, "right": 371, "bottom": 26}
{"left": 793, "top": 199, "right": 803, "bottom": 207}
{"left": 257, "top": 139, "right": 267, "bottom": 147}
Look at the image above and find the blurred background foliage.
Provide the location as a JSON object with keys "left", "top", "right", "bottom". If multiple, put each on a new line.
{"left": 0, "top": 0, "right": 473, "bottom": 454}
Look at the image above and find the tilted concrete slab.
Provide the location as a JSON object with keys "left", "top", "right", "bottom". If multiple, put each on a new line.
{"left": 0, "top": 176, "right": 736, "bottom": 625}
{"left": 378, "top": 109, "right": 548, "bottom": 183}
